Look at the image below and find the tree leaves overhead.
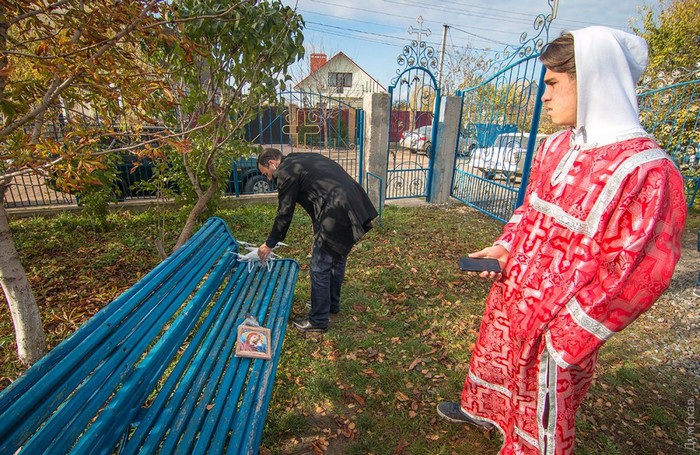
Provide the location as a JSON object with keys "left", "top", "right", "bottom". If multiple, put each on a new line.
{"left": 0, "top": 0, "right": 305, "bottom": 195}
{"left": 0, "top": 0, "right": 173, "bottom": 181}
{"left": 160, "top": 0, "right": 305, "bottom": 249}
{"left": 635, "top": 0, "right": 700, "bottom": 78}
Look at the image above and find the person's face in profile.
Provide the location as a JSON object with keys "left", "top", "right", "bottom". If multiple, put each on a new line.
{"left": 258, "top": 160, "right": 278, "bottom": 180}
{"left": 542, "top": 69, "right": 577, "bottom": 127}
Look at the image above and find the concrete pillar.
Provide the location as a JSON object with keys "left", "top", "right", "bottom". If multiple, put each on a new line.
{"left": 429, "top": 95, "right": 461, "bottom": 203}
{"left": 362, "top": 92, "right": 390, "bottom": 211}
{"left": 348, "top": 108, "right": 356, "bottom": 149}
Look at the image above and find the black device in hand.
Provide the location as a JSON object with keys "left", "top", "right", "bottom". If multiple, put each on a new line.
{"left": 458, "top": 256, "right": 501, "bottom": 273}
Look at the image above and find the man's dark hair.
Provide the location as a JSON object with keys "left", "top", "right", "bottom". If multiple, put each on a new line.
{"left": 257, "top": 147, "right": 283, "bottom": 168}
{"left": 540, "top": 32, "right": 576, "bottom": 77}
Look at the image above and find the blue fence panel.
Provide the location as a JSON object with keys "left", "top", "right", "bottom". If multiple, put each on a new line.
{"left": 3, "top": 91, "right": 365, "bottom": 208}
{"left": 638, "top": 76, "right": 700, "bottom": 207}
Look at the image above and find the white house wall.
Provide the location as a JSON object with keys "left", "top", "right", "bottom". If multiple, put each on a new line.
{"left": 295, "top": 54, "right": 386, "bottom": 106}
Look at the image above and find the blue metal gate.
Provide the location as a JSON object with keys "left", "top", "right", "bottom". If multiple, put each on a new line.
{"left": 452, "top": 47, "right": 700, "bottom": 222}
{"left": 451, "top": 5, "right": 699, "bottom": 221}
{"left": 449, "top": 6, "right": 554, "bottom": 221}
{"left": 638, "top": 73, "right": 700, "bottom": 207}
{"left": 386, "top": 17, "right": 440, "bottom": 200}
{"left": 451, "top": 47, "right": 549, "bottom": 222}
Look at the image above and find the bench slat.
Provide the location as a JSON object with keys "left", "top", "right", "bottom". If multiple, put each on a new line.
{"left": 0, "top": 219, "right": 233, "bottom": 421}
{"left": 124, "top": 263, "right": 255, "bottom": 452}
{"left": 228, "top": 264, "right": 298, "bottom": 454}
{"left": 71, "top": 249, "right": 239, "bottom": 453}
{"left": 10, "top": 233, "right": 235, "bottom": 453}
{"left": 0, "top": 219, "right": 233, "bottom": 415}
{"left": 0, "top": 217, "right": 299, "bottom": 454}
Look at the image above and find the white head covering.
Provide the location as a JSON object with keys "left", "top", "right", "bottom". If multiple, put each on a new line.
{"left": 570, "top": 26, "right": 649, "bottom": 146}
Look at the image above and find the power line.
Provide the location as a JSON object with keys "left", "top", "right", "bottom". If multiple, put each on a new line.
{"left": 297, "top": 7, "right": 513, "bottom": 50}
{"left": 297, "top": 0, "right": 546, "bottom": 41}
{"left": 305, "top": 20, "right": 501, "bottom": 55}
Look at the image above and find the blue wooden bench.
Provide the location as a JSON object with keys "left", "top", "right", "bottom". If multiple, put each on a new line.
{"left": 0, "top": 217, "right": 299, "bottom": 454}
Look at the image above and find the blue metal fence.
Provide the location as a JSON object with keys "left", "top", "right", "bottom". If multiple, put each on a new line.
{"left": 638, "top": 74, "right": 700, "bottom": 207}
{"left": 452, "top": 55, "right": 546, "bottom": 222}
{"left": 3, "top": 91, "right": 365, "bottom": 209}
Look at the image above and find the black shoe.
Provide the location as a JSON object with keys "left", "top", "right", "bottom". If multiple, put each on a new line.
{"left": 292, "top": 317, "right": 327, "bottom": 333}
{"left": 436, "top": 402, "right": 494, "bottom": 430}
{"left": 305, "top": 301, "right": 340, "bottom": 314}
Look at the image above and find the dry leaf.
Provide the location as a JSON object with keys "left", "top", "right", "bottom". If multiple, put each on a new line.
{"left": 395, "top": 391, "right": 410, "bottom": 402}
{"left": 392, "top": 439, "right": 409, "bottom": 454}
{"left": 408, "top": 357, "right": 422, "bottom": 370}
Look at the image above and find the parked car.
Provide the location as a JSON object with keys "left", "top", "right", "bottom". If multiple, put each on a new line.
{"left": 227, "top": 155, "right": 276, "bottom": 195}
{"left": 470, "top": 132, "right": 549, "bottom": 181}
{"left": 400, "top": 126, "right": 432, "bottom": 154}
{"left": 457, "top": 132, "right": 478, "bottom": 157}
{"left": 119, "top": 154, "right": 275, "bottom": 197}
{"left": 48, "top": 153, "right": 275, "bottom": 201}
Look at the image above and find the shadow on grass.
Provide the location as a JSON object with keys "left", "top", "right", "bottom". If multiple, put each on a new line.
{"left": 1, "top": 204, "right": 697, "bottom": 454}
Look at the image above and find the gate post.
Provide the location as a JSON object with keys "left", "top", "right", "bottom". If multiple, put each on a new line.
{"left": 363, "top": 92, "right": 390, "bottom": 210}
{"left": 429, "top": 95, "right": 461, "bottom": 203}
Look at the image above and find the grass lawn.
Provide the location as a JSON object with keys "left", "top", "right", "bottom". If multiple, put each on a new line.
{"left": 0, "top": 202, "right": 697, "bottom": 454}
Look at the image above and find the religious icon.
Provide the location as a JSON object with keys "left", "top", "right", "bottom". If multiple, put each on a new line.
{"left": 235, "top": 325, "right": 272, "bottom": 360}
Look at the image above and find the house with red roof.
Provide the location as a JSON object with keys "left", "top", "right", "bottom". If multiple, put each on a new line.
{"left": 294, "top": 52, "right": 387, "bottom": 108}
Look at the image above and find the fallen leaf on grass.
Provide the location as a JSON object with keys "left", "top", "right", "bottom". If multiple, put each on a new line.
{"left": 392, "top": 439, "right": 409, "bottom": 454}
{"left": 362, "top": 368, "right": 380, "bottom": 379}
{"left": 343, "top": 391, "right": 366, "bottom": 407}
{"left": 408, "top": 357, "right": 422, "bottom": 370}
{"left": 311, "top": 438, "right": 329, "bottom": 454}
{"left": 395, "top": 391, "right": 410, "bottom": 402}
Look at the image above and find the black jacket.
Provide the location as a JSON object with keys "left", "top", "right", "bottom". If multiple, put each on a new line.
{"left": 266, "top": 153, "right": 378, "bottom": 257}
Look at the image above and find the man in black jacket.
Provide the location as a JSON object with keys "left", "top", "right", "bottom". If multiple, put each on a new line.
{"left": 257, "top": 148, "right": 378, "bottom": 333}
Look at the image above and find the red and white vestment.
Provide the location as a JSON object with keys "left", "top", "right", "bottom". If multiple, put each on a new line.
{"left": 461, "top": 131, "right": 686, "bottom": 454}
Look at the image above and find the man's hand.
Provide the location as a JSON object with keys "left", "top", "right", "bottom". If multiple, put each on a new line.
{"left": 258, "top": 243, "right": 272, "bottom": 263}
{"left": 468, "top": 245, "right": 508, "bottom": 280}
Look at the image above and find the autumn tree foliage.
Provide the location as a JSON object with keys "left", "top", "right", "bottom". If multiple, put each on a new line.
{"left": 162, "top": 0, "right": 304, "bottom": 250}
{"left": 634, "top": 0, "right": 700, "bottom": 172}
{"left": 0, "top": 0, "right": 175, "bottom": 366}
{"left": 0, "top": 0, "right": 304, "bottom": 365}
{"left": 635, "top": 0, "right": 700, "bottom": 77}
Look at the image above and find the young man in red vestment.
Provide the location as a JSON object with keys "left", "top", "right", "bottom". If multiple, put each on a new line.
{"left": 437, "top": 26, "right": 687, "bottom": 454}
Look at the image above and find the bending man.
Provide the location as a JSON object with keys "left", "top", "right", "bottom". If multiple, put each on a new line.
{"left": 258, "top": 148, "right": 378, "bottom": 333}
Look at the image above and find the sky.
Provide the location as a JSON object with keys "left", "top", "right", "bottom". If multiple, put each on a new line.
{"left": 280, "top": 0, "right": 656, "bottom": 88}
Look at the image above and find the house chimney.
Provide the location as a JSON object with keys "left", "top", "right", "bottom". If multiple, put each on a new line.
{"left": 310, "top": 53, "right": 327, "bottom": 74}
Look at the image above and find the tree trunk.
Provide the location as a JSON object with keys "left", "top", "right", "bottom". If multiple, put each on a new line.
{"left": 0, "top": 204, "right": 47, "bottom": 365}
{"left": 173, "top": 177, "right": 220, "bottom": 252}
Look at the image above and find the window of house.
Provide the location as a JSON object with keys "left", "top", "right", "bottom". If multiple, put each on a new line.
{"left": 328, "top": 72, "right": 352, "bottom": 88}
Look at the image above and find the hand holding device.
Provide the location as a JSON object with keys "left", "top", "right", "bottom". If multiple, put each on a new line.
{"left": 458, "top": 256, "right": 501, "bottom": 273}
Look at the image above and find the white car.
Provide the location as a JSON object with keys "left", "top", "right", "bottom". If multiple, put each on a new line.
{"left": 470, "top": 132, "right": 549, "bottom": 180}
{"left": 400, "top": 126, "right": 432, "bottom": 154}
